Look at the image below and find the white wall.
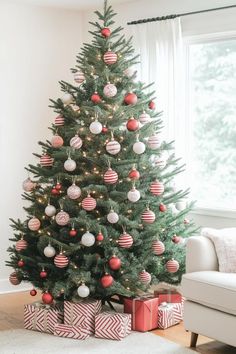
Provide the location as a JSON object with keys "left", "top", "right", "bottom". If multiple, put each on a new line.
{"left": 0, "top": 1, "right": 82, "bottom": 293}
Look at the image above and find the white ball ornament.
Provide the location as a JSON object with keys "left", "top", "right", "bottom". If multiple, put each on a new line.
{"left": 61, "top": 93, "right": 73, "bottom": 105}
{"left": 107, "top": 210, "right": 119, "bottom": 224}
{"left": 127, "top": 187, "right": 140, "bottom": 202}
{"left": 175, "top": 200, "right": 187, "bottom": 211}
{"left": 77, "top": 283, "right": 90, "bottom": 298}
{"left": 28, "top": 217, "right": 41, "bottom": 231}
{"left": 89, "top": 120, "right": 103, "bottom": 135}
{"left": 81, "top": 231, "right": 95, "bottom": 247}
{"left": 55, "top": 210, "right": 70, "bottom": 226}
{"left": 67, "top": 184, "right": 81, "bottom": 200}
{"left": 22, "top": 178, "right": 36, "bottom": 192}
{"left": 64, "top": 158, "right": 76, "bottom": 172}
{"left": 106, "top": 139, "right": 121, "bottom": 155}
{"left": 44, "top": 244, "right": 56, "bottom": 258}
{"left": 45, "top": 204, "right": 56, "bottom": 217}
{"left": 124, "top": 67, "right": 135, "bottom": 77}
{"left": 133, "top": 141, "right": 146, "bottom": 154}
{"left": 70, "top": 134, "right": 82, "bottom": 149}
{"left": 103, "top": 83, "right": 117, "bottom": 98}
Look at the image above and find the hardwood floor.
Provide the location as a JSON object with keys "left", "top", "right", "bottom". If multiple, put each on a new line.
{"left": 0, "top": 291, "right": 235, "bottom": 354}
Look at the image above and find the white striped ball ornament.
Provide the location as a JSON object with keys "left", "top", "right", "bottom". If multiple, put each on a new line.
{"left": 55, "top": 210, "right": 70, "bottom": 226}
{"left": 89, "top": 121, "right": 103, "bottom": 135}
{"left": 28, "top": 217, "right": 41, "bottom": 231}
{"left": 22, "top": 178, "right": 36, "bottom": 192}
{"left": 45, "top": 204, "right": 56, "bottom": 217}
{"left": 64, "top": 158, "right": 76, "bottom": 172}
{"left": 103, "top": 51, "right": 118, "bottom": 65}
{"left": 166, "top": 259, "right": 180, "bottom": 273}
{"left": 150, "top": 181, "right": 164, "bottom": 196}
{"left": 54, "top": 115, "right": 64, "bottom": 126}
{"left": 103, "top": 83, "right": 117, "bottom": 97}
{"left": 103, "top": 168, "right": 118, "bottom": 184}
{"left": 54, "top": 253, "right": 69, "bottom": 268}
{"left": 74, "top": 71, "right": 85, "bottom": 84}
{"left": 148, "top": 135, "right": 161, "bottom": 150}
{"left": 40, "top": 154, "right": 53, "bottom": 167}
{"left": 152, "top": 240, "right": 165, "bottom": 255}
{"left": 67, "top": 184, "right": 81, "bottom": 199}
{"left": 16, "top": 239, "right": 28, "bottom": 251}
{"left": 139, "top": 270, "right": 151, "bottom": 284}
{"left": 141, "top": 209, "right": 156, "bottom": 224}
{"left": 118, "top": 233, "right": 133, "bottom": 248}
{"left": 9, "top": 272, "right": 21, "bottom": 285}
{"left": 51, "top": 135, "right": 64, "bottom": 148}
{"left": 70, "top": 134, "right": 82, "bottom": 149}
{"left": 82, "top": 195, "right": 96, "bottom": 211}
{"left": 139, "top": 111, "right": 151, "bottom": 125}
{"left": 107, "top": 210, "right": 119, "bottom": 224}
{"left": 106, "top": 139, "right": 121, "bottom": 155}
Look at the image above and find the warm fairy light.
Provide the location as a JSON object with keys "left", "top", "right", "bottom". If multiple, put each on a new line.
{"left": 109, "top": 238, "right": 113, "bottom": 241}
{"left": 95, "top": 171, "right": 99, "bottom": 174}
{"left": 37, "top": 198, "right": 43, "bottom": 203}
{"left": 123, "top": 148, "right": 127, "bottom": 151}
{"left": 38, "top": 229, "right": 42, "bottom": 234}
{"left": 85, "top": 172, "right": 89, "bottom": 175}
{"left": 97, "top": 150, "right": 101, "bottom": 154}
{"left": 87, "top": 137, "right": 92, "bottom": 141}
{"left": 80, "top": 228, "right": 85, "bottom": 231}
{"left": 120, "top": 137, "right": 124, "bottom": 141}
{"left": 127, "top": 209, "right": 132, "bottom": 214}
{"left": 74, "top": 265, "right": 78, "bottom": 269}
{"left": 47, "top": 231, "right": 51, "bottom": 236}
{"left": 143, "top": 167, "right": 147, "bottom": 170}
{"left": 99, "top": 195, "right": 104, "bottom": 199}
{"left": 42, "top": 215, "right": 46, "bottom": 220}
{"left": 126, "top": 287, "right": 130, "bottom": 290}
{"left": 80, "top": 127, "right": 85, "bottom": 132}
{"left": 125, "top": 278, "right": 129, "bottom": 282}
{"left": 97, "top": 218, "right": 101, "bottom": 221}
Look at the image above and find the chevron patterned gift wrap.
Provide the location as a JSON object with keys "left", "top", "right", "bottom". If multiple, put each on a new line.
{"left": 95, "top": 312, "right": 131, "bottom": 340}
{"left": 54, "top": 323, "right": 90, "bottom": 340}
{"left": 24, "top": 302, "right": 64, "bottom": 334}
{"left": 158, "top": 302, "right": 183, "bottom": 329}
{"left": 64, "top": 300, "right": 102, "bottom": 334}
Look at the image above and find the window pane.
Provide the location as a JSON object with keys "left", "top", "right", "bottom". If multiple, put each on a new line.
{"left": 189, "top": 39, "right": 236, "bottom": 210}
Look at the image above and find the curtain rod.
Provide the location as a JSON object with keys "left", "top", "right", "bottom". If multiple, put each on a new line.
{"left": 127, "top": 4, "right": 236, "bottom": 25}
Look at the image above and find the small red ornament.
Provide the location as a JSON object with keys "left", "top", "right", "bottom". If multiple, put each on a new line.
{"left": 51, "top": 134, "right": 64, "bottom": 148}
{"left": 159, "top": 203, "right": 167, "bottom": 212}
{"left": 17, "top": 259, "right": 25, "bottom": 267}
{"left": 102, "top": 125, "right": 108, "bottom": 133}
{"left": 69, "top": 228, "right": 77, "bottom": 237}
{"left": 101, "top": 27, "right": 111, "bottom": 37}
{"left": 51, "top": 187, "right": 59, "bottom": 195}
{"left": 100, "top": 273, "right": 114, "bottom": 288}
{"left": 166, "top": 259, "right": 179, "bottom": 273}
{"left": 126, "top": 117, "right": 139, "bottom": 131}
{"left": 172, "top": 235, "right": 181, "bottom": 244}
{"left": 128, "top": 167, "right": 140, "bottom": 180}
{"left": 42, "top": 292, "right": 54, "bottom": 304}
{"left": 91, "top": 92, "right": 101, "bottom": 104}
{"left": 149, "top": 100, "right": 155, "bottom": 110}
{"left": 96, "top": 232, "right": 104, "bottom": 242}
{"left": 40, "top": 270, "right": 47, "bottom": 278}
{"left": 108, "top": 256, "right": 121, "bottom": 270}
{"left": 55, "top": 182, "right": 62, "bottom": 191}
{"left": 124, "top": 92, "right": 138, "bottom": 105}
{"left": 30, "top": 289, "right": 37, "bottom": 296}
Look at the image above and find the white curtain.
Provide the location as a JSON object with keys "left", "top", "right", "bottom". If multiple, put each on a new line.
{"left": 129, "top": 18, "right": 185, "bottom": 169}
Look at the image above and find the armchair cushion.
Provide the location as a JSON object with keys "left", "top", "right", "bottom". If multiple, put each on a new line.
{"left": 182, "top": 271, "right": 236, "bottom": 316}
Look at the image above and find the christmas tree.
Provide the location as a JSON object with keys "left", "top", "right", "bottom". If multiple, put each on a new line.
{"left": 7, "top": 1, "right": 196, "bottom": 304}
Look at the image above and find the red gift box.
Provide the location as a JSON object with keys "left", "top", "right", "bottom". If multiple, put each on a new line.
{"left": 124, "top": 296, "right": 159, "bottom": 332}
{"left": 64, "top": 299, "right": 102, "bottom": 334}
{"left": 54, "top": 323, "right": 90, "bottom": 340}
{"left": 95, "top": 312, "right": 131, "bottom": 340}
{"left": 154, "top": 289, "right": 182, "bottom": 303}
{"left": 24, "top": 302, "right": 63, "bottom": 334}
{"left": 158, "top": 302, "right": 183, "bottom": 329}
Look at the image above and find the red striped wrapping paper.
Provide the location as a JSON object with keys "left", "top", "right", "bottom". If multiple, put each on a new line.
{"left": 24, "top": 302, "right": 64, "bottom": 334}
{"left": 158, "top": 302, "right": 183, "bottom": 329}
{"left": 95, "top": 312, "right": 131, "bottom": 340}
{"left": 54, "top": 323, "right": 90, "bottom": 340}
{"left": 64, "top": 300, "right": 102, "bottom": 334}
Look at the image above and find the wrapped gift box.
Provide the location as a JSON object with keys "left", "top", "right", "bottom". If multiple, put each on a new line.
{"left": 24, "top": 302, "right": 63, "bottom": 334}
{"left": 158, "top": 302, "right": 183, "bottom": 329}
{"left": 154, "top": 289, "right": 182, "bottom": 303}
{"left": 54, "top": 323, "right": 90, "bottom": 340}
{"left": 95, "top": 312, "right": 131, "bottom": 340}
{"left": 124, "top": 296, "right": 159, "bottom": 332}
{"left": 64, "top": 299, "right": 102, "bottom": 334}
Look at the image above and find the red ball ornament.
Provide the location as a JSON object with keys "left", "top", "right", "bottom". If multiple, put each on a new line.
{"left": 42, "top": 292, "right": 54, "bottom": 304}
{"left": 103, "top": 168, "right": 118, "bottom": 184}
{"left": 30, "top": 289, "right": 37, "bottom": 296}
{"left": 91, "top": 92, "right": 101, "bottom": 104}
{"left": 54, "top": 253, "right": 69, "bottom": 268}
{"left": 150, "top": 180, "right": 164, "bottom": 196}
{"left": 40, "top": 154, "right": 53, "bottom": 167}
{"left": 159, "top": 203, "right": 167, "bottom": 212}
{"left": 51, "top": 135, "right": 64, "bottom": 148}
{"left": 16, "top": 239, "right": 28, "bottom": 251}
{"left": 152, "top": 240, "right": 165, "bottom": 255}
{"left": 101, "top": 27, "right": 111, "bottom": 37}
{"left": 108, "top": 256, "right": 121, "bottom": 270}
{"left": 55, "top": 182, "right": 62, "bottom": 191}
{"left": 149, "top": 100, "right": 156, "bottom": 110}
{"left": 100, "top": 273, "right": 114, "bottom": 288}
{"left": 17, "top": 259, "right": 25, "bottom": 267}
{"left": 103, "top": 51, "right": 117, "bottom": 65}
{"left": 172, "top": 235, "right": 182, "bottom": 244}
{"left": 102, "top": 125, "right": 108, "bottom": 133}
{"left": 69, "top": 228, "right": 77, "bottom": 237}
{"left": 82, "top": 195, "right": 96, "bottom": 211}
{"left": 40, "top": 270, "right": 47, "bottom": 278}
{"left": 9, "top": 272, "right": 21, "bottom": 285}
{"left": 166, "top": 259, "right": 180, "bottom": 273}
{"left": 128, "top": 167, "right": 140, "bottom": 180}
{"left": 51, "top": 187, "right": 59, "bottom": 195}
{"left": 118, "top": 233, "right": 133, "bottom": 248}
{"left": 124, "top": 92, "right": 137, "bottom": 105}
{"left": 126, "top": 117, "right": 139, "bottom": 131}
{"left": 141, "top": 208, "right": 156, "bottom": 224}
{"left": 96, "top": 232, "right": 104, "bottom": 242}
{"left": 139, "top": 270, "right": 151, "bottom": 284}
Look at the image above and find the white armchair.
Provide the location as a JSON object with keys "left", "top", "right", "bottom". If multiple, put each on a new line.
{"left": 181, "top": 235, "right": 236, "bottom": 348}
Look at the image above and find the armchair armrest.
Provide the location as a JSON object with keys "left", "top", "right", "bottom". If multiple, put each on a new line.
{"left": 186, "top": 236, "right": 219, "bottom": 273}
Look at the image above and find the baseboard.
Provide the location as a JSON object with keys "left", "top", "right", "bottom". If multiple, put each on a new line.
{"left": 0, "top": 278, "right": 31, "bottom": 294}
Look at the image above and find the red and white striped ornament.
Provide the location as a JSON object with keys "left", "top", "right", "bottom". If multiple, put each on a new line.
{"left": 54, "top": 115, "right": 64, "bottom": 126}
{"left": 148, "top": 135, "right": 162, "bottom": 150}
{"left": 106, "top": 139, "right": 121, "bottom": 155}
{"left": 152, "top": 240, "right": 165, "bottom": 255}
{"left": 22, "top": 178, "right": 36, "bottom": 192}
{"left": 82, "top": 195, "right": 96, "bottom": 211}
{"left": 103, "top": 168, "right": 118, "bottom": 184}
{"left": 55, "top": 210, "right": 70, "bottom": 226}
{"left": 155, "top": 157, "right": 167, "bottom": 169}
{"left": 67, "top": 183, "right": 81, "bottom": 199}
{"left": 118, "top": 233, "right": 133, "bottom": 248}
{"left": 150, "top": 180, "right": 164, "bottom": 196}
{"left": 139, "top": 111, "right": 151, "bottom": 125}
{"left": 70, "top": 134, "right": 83, "bottom": 149}
{"left": 9, "top": 272, "right": 21, "bottom": 285}
{"left": 16, "top": 239, "right": 28, "bottom": 251}
{"left": 141, "top": 208, "right": 155, "bottom": 224}
{"left": 54, "top": 253, "right": 69, "bottom": 268}
{"left": 74, "top": 71, "right": 85, "bottom": 84}
{"left": 51, "top": 134, "right": 64, "bottom": 148}
{"left": 28, "top": 217, "right": 41, "bottom": 231}
{"left": 40, "top": 154, "right": 53, "bottom": 167}
{"left": 103, "top": 50, "right": 118, "bottom": 65}
{"left": 166, "top": 259, "right": 180, "bottom": 273}
{"left": 139, "top": 270, "right": 151, "bottom": 284}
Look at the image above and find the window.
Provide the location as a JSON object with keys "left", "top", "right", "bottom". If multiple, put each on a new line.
{"left": 186, "top": 35, "right": 236, "bottom": 211}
